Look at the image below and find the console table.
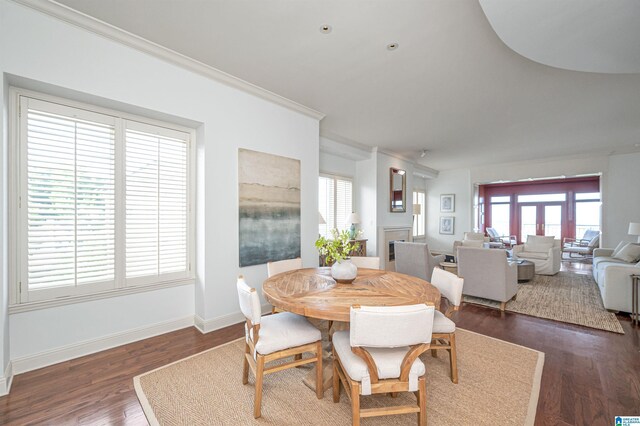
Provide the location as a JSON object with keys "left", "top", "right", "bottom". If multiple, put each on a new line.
{"left": 319, "top": 239, "right": 367, "bottom": 266}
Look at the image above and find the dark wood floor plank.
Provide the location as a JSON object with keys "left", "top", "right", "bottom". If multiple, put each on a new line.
{"left": 0, "top": 261, "right": 638, "bottom": 425}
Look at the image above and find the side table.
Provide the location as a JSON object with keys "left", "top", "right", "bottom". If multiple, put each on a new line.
{"left": 515, "top": 260, "right": 535, "bottom": 282}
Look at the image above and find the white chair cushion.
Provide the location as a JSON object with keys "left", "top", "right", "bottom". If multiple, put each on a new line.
{"left": 517, "top": 251, "right": 549, "bottom": 260}
{"left": 564, "top": 246, "right": 592, "bottom": 254}
{"left": 432, "top": 310, "right": 456, "bottom": 334}
{"left": 333, "top": 331, "right": 426, "bottom": 396}
{"left": 250, "top": 312, "right": 321, "bottom": 356}
{"left": 613, "top": 243, "right": 640, "bottom": 263}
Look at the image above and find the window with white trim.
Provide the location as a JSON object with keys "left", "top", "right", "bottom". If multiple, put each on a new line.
{"left": 12, "top": 90, "right": 195, "bottom": 305}
{"left": 318, "top": 175, "right": 353, "bottom": 238}
{"left": 412, "top": 190, "right": 425, "bottom": 237}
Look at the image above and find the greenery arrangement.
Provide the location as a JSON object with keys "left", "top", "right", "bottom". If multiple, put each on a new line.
{"left": 315, "top": 229, "right": 359, "bottom": 264}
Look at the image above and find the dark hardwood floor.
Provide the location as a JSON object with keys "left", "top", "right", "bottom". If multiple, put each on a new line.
{"left": 1, "top": 260, "right": 638, "bottom": 425}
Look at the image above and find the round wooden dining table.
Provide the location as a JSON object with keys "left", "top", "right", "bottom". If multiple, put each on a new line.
{"left": 263, "top": 267, "right": 441, "bottom": 392}
{"left": 262, "top": 267, "right": 441, "bottom": 322}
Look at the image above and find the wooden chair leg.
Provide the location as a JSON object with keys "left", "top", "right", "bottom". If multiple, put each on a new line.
{"left": 351, "top": 380, "right": 360, "bottom": 426}
{"left": 500, "top": 301, "right": 506, "bottom": 311}
{"left": 333, "top": 354, "right": 340, "bottom": 403}
{"left": 242, "top": 343, "right": 250, "bottom": 385}
{"left": 431, "top": 349, "right": 437, "bottom": 358}
{"left": 328, "top": 320, "right": 334, "bottom": 341}
{"left": 449, "top": 332, "right": 458, "bottom": 384}
{"left": 316, "top": 341, "right": 323, "bottom": 399}
{"left": 417, "top": 376, "right": 427, "bottom": 426}
{"left": 253, "top": 355, "right": 265, "bottom": 418}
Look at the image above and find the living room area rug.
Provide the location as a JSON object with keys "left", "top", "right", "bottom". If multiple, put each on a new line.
{"left": 134, "top": 329, "right": 543, "bottom": 425}
{"left": 464, "top": 271, "right": 624, "bottom": 334}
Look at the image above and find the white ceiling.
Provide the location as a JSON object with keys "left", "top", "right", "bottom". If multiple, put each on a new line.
{"left": 54, "top": 0, "right": 640, "bottom": 170}
{"left": 480, "top": 0, "right": 640, "bottom": 74}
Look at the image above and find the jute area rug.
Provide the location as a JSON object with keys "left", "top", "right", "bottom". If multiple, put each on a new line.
{"left": 463, "top": 271, "right": 624, "bottom": 334}
{"left": 134, "top": 329, "right": 543, "bottom": 425}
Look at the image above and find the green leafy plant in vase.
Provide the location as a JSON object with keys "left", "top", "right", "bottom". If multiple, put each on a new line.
{"left": 315, "top": 229, "right": 359, "bottom": 283}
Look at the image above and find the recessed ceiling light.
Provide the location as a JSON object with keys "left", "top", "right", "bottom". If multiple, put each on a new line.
{"left": 387, "top": 43, "right": 399, "bottom": 50}
{"left": 319, "top": 25, "right": 332, "bottom": 34}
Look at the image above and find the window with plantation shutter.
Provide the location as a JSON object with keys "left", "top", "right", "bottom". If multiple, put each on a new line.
{"left": 318, "top": 174, "right": 353, "bottom": 238}
{"left": 12, "top": 90, "right": 194, "bottom": 307}
{"left": 125, "top": 123, "right": 189, "bottom": 284}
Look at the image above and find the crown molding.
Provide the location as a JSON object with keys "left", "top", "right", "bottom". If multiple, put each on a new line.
{"left": 319, "top": 135, "right": 372, "bottom": 161}
{"left": 10, "top": 0, "right": 325, "bottom": 121}
{"left": 413, "top": 164, "right": 439, "bottom": 179}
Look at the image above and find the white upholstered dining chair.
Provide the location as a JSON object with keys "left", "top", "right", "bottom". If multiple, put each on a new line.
{"left": 237, "top": 275, "right": 323, "bottom": 418}
{"left": 349, "top": 256, "right": 381, "bottom": 270}
{"left": 332, "top": 304, "right": 435, "bottom": 426}
{"left": 267, "top": 257, "right": 303, "bottom": 313}
{"left": 429, "top": 268, "right": 464, "bottom": 383}
{"left": 267, "top": 257, "right": 303, "bottom": 277}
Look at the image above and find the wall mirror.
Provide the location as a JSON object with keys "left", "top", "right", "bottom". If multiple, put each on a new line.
{"left": 390, "top": 168, "right": 406, "bottom": 212}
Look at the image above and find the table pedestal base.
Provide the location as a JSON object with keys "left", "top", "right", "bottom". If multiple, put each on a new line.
{"left": 301, "top": 320, "right": 349, "bottom": 392}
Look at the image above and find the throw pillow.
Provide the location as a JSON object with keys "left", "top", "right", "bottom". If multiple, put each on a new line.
{"left": 613, "top": 243, "right": 640, "bottom": 263}
{"left": 612, "top": 241, "right": 629, "bottom": 257}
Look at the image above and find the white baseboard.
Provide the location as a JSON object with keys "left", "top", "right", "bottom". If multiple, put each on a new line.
{"left": 0, "top": 361, "right": 14, "bottom": 396}
{"left": 11, "top": 316, "right": 194, "bottom": 375}
{"left": 194, "top": 304, "right": 272, "bottom": 334}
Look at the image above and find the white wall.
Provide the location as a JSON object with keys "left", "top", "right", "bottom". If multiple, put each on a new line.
{"left": 319, "top": 152, "right": 356, "bottom": 179}
{"left": 355, "top": 155, "right": 378, "bottom": 255}
{"left": 603, "top": 152, "right": 640, "bottom": 247}
{"left": 0, "top": 0, "right": 319, "bottom": 375}
{"left": 426, "top": 169, "right": 472, "bottom": 253}
{"left": 0, "top": 55, "right": 9, "bottom": 391}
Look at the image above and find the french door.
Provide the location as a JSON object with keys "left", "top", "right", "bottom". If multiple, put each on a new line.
{"left": 519, "top": 203, "right": 564, "bottom": 242}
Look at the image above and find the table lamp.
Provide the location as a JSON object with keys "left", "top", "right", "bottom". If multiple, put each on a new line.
{"left": 629, "top": 222, "right": 640, "bottom": 243}
{"left": 347, "top": 212, "right": 360, "bottom": 239}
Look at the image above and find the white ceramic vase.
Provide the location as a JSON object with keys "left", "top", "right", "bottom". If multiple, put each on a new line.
{"left": 331, "top": 258, "right": 358, "bottom": 283}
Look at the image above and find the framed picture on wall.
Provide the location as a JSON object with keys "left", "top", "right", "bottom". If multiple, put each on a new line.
{"left": 439, "top": 216, "right": 455, "bottom": 235}
{"left": 440, "top": 194, "right": 455, "bottom": 213}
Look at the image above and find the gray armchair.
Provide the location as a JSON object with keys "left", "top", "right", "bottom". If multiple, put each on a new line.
{"left": 457, "top": 247, "right": 518, "bottom": 311}
{"left": 394, "top": 242, "right": 445, "bottom": 282}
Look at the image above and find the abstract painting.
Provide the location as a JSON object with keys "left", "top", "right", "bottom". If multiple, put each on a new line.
{"left": 238, "top": 149, "right": 301, "bottom": 267}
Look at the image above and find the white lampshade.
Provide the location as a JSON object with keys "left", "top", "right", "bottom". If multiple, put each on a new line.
{"left": 413, "top": 203, "right": 422, "bottom": 215}
{"left": 347, "top": 212, "right": 360, "bottom": 224}
{"left": 629, "top": 222, "right": 640, "bottom": 235}
{"left": 318, "top": 212, "right": 326, "bottom": 225}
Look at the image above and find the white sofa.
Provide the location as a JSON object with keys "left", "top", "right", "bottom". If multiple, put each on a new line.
{"left": 512, "top": 235, "right": 561, "bottom": 275}
{"left": 592, "top": 246, "right": 640, "bottom": 312}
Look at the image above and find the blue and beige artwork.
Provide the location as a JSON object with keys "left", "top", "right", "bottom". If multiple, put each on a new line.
{"left": 238, "top": 149, "right": 301, "bottom": 267}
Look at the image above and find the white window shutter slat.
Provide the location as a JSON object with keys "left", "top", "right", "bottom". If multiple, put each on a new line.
{"left": 125, "top": 126, "right": 189, "bottom": 282}
{"left": 26, "top": 107, "right": 115, "bottom": 294}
